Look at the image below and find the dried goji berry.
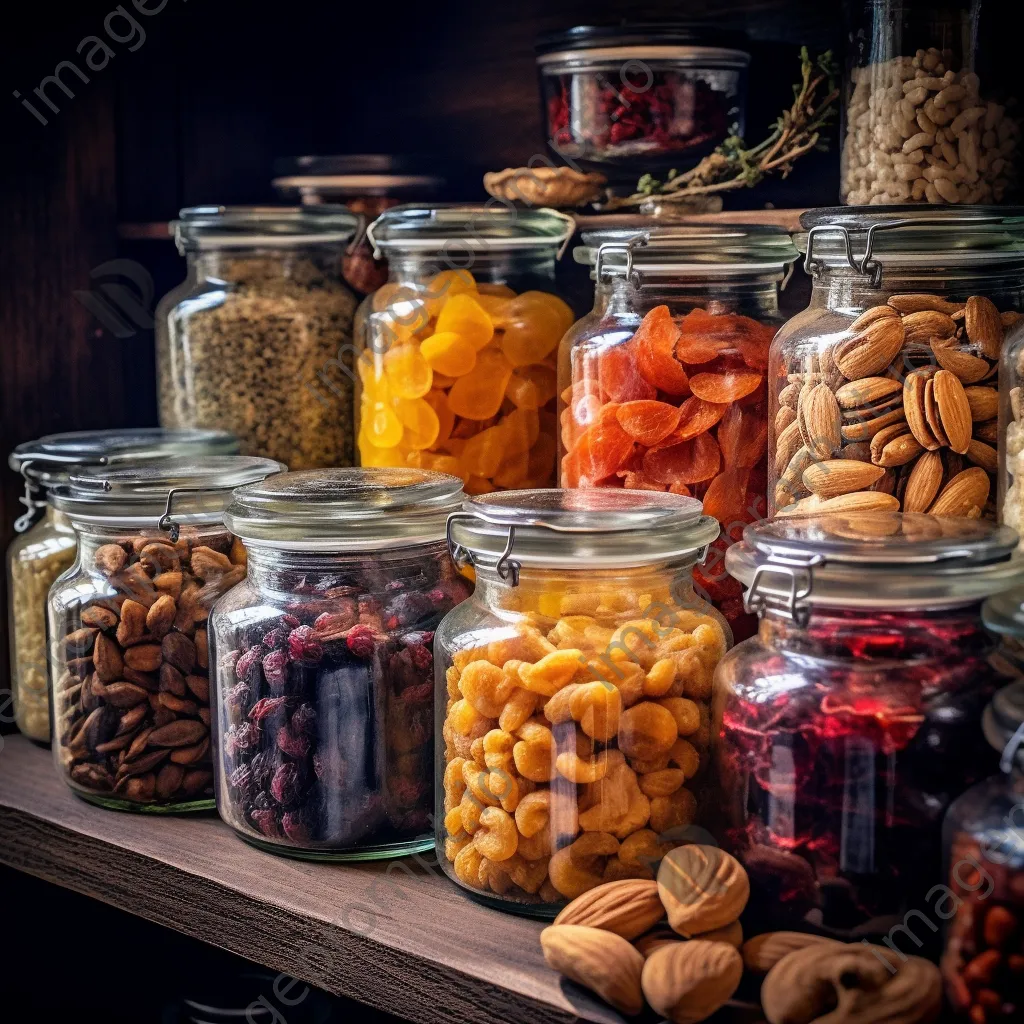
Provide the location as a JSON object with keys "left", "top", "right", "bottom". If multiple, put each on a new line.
{"left": 716, "top": 404, "right": 769, "bottom": 469}
{"left": 689, "top": 371, "right": 763, "bottom": 403}
{"left": 632, "top": 305, "right": 690, "bottom": 395}
{"left": 656, "top": 396, "right": 727, "bottom": 445}
{"left": 597, "top": 341, "right": 657, "bottom": 403}
{"left": 615, "top": 400, "right": 682, "bottom": 446}
{"left": 641, "top": 431, "right": 720, "bottom": 486}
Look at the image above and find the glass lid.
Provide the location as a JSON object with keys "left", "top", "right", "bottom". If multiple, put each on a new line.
{"left": 173, "top": 205, "right": 359, "bottom": 252}
{"left": 797, "top": 206, "right": 1024, "bottom": 284}
{"left": 448, "top": 488, "right": 720, "bottom": 574}
{"left": 981, "top": 682, "right": 1024, "bottom": 772}
{"left": 366, "top": 204, "right": 575, "bottom": 258}
{"left": 272, "top": 154, "right": 444, "bottom": 198}
{"left": 983, "top": 586, "right": 1024, "bottom": 639}
{"left": 727, "top": 512, "right": 1023, "bottom": 617}
{"left": 224, "top": 467, "right": 464, "bottom": 550}
{"left": 51, "top": 456, "right": 284, "bottom": 530}
{"left": 575, "top": 225, "right": 799, "bottom": 280}
{"left": 536, "top": 24, "right": 749, "bottom": 66}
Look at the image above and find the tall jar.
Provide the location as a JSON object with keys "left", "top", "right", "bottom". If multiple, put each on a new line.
{"left": 355, "top": 204, "right": 576, "bottom": 491}
{"left": 771, "top": 207, "right": 1024, "bottom": 520}
{"left": 558, "top": 226, "right": 799, "bottom": 640}
{"left": 998, "top": 314, "right": 1024, "bottom": 535}
{"left": 716, "top": 511, "right": 1022, "bottom": 945}
{"left": 156, "top": 206, "right": 359, "bottom": 469}
{"left": 211, "top": 468, "right": 470, "bottom": 860}
{"left": 941, "top": 681, "right": 1024, "bottom": 1021}
{"left": 47, "top": 456, "right": 283, "bottom": 811}
{"left": 7, "top": 428, "right": 238, "bottom": 744}
{"left": 437, "top": 488, "right": 727, "bottom": 914}
{"left": 842, "top": 0, "right": 1020, "bottom": 206}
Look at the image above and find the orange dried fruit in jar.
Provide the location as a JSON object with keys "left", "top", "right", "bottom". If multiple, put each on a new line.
{"left": 565, "top": 416, "right": 635, "bottom": 486}
{"left": 716, "top": 404, "right": 768, "bottom": 470}
{"left": 597, "top": 342, "right": 657, "bottom": 404}
{"left": 435, "top": 293, "right": 494, "bottom": 349}
{"left": 688, "top": 371, "right": 763, "bottom": 404}
{"left": 447, "top": 350, "right": 514, "bottom": 419}
{"left": 383, "top": 345, "right": 433, "bottom": 399}
{"left": 642, "top": 432, "right": 721, "bottom": 487}
{"left": 420, "top": 331, "right": 478, "bottom": 376}
{"left": 500, "top": 294, "right": 570, "bottom": 367}
{"left": 364, "top": 401, "right": 404, "bottom": 449}
{"left": 660, "top": 396, "right": 728, "bottom": 445}
{"left": 424, "top": 269, "right": 478, "bottom": 316}
{"left": 702, "top": 468, "right": 753, "bottom": 526}
{"left": 633, "top": 305, "right": 691, "bottom": 396}
{"left": 507, "top": 364, "right": 558, "bottom": 410}
{"left": 392, "top": 397, "right": 441, "bottom": 450}
{"left": 615, "top": 401, "right": 683, "bottom": 446}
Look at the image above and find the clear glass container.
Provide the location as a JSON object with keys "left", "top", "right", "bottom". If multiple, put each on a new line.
{"left": 7, "top": 428, "right": 238, "bottom": 744}
{"left": 842, "top": 0, "right": 1020, "bottom": 205}
{"left": 536, "top": 24, "right": 750, "bottom": 178}
{"left": 771, "top": 206, "right": 1024, "bottom": 520}
{"left": 355, "top": 204, "right": 576, "bottom": 491}
{"left": 942, "top": 680, "right": 1024, "bottom": 1020}
{"left": 437, "top": 488, "right": 727, "bottom": 914}
{"left": 156, "top": 206, "right": 359, "bottom": 469}
{"left": 272, "top": 155, "right": 444, "bottom": 295}
{"left": 559, "top": 226, "right": 799, "bottom": 640}
{"left": 47, "top": 455, "right": 283, "bottom": 811}
{"left": 998, "top": 314, "right": 1024, "bottom": 536}
{"left": 211, "top": 468, "right": 469, "bottom": 860}
{"left": 716, "top": 511, "right": 1023, "bottom": 945}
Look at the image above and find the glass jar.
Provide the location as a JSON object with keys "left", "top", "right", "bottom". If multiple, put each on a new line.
{"left": 716, "top": 511, "right": 1023, "bottom": 944}
{"left": 272, "top": 155, "right": 444, "bottom": 295}
{"left": 771, "top": 207, "right": 1024, "bottom": 520}
{"left": 47, "top": 455, "right": 283, "bottom": 811}
{"left": 355, "top": 204, "right": 576, "bottom": 491}
{"left": 211, "top": 468, "right": 469, "bottom": 860}
{"left": 559, "top": 226, "right": 799, "bottom": 640}
{"left": 942, "top": 681, "right": 1024, "bottom": 1020}
{"left": 437, "top": 488, "right": 727, "bottom": 914}
{"left": 842, "top": 0, "right": 1020, "bottom": 206}
{"left": 156, "top": 206, "right": 359, "bottom": 469}
{"left": 998, "top": 315, "right": 1024, "bottom": 535}
{"left": 535, "top": 24, "right": 750, "bottom": 178}
{"left": 7, "top": 428, "right": 238, "bottom": 744}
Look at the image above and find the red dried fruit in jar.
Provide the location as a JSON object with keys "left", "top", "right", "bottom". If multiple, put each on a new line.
{"left": 565, "top": 414, "right": 635, "bottom": 486}
{"left": 597, "top": 341, "right": 657, "bottom": 403}
{"left": 702, "top": 468, "right": 753, "bottom": 526}
{"left": 717, "top": 404, "right": 769, "bottom": 470}
{"left": 689, "top": 371, "right": 764, "bottom": 404}
{"left": 632, "top": 305, "right": 690, "bottom": 395}
{"left": 642, "top": 431, "right": 720, "bottom": 486}
{"left": 615, "top": 400, "right": 683, "bottom": 446}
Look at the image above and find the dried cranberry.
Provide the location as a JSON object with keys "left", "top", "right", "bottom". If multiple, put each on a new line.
{"left": 407, "top": 643, "right": 432, "bottom": 673}
{"left": 426, "top": 588, "right": 447, "bottom": 608}
{"left": 281, "top": 810, "right": 312, "bottom": 844}
{"left": 262, "top": 649, "right": 288, "bottom": 691}
{"left": 229, "top": 764, "right": 255, "bottom": 803}
{"left": 263, "top": 627, "right": 288, "bottom": 649}
{"left": 235, "top": 645, "right": 264, "bottom": 683}
{"left": 251, "top": 807, "right": 282, "bottom": 838}
{"left": 276, "top": 723, "right": 311, "bottom": 759}
{"left": 280, "top": 613, "right": 301, "bottom": 629}
{"left": 270, "top": 762, "right": 304, "bottom": 805}
{"left": 346, "top": 623, "right": 383, "bottom": 659}
{"left": 235, "top": 722, "right": 260, "bottom": 750}
{"left": 225, "top": 681, "right": 251, "bottom": 714}
{"left": 290, "top": 703, "right": 317, "bottom": 736}
{"left": 384, "top": 591, "right": 433, "bottom": 629}
{"left": 288, "top": 625, "right": 324, "bottom": 663}
{"left": 400, "top": 680, "right": 433, "bottom": 704}
{"left": 250, "top": 750, "right": 275, "bottom": 788}
{"left": 249, "top": 696, "right": 288, "bottom": 724}
{"left": 384, "top": 580, "right": 406, "bottom": 593}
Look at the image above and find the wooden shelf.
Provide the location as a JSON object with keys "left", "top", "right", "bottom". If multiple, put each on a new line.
{"left": 0, "top": 735, "right": 619, "bottom": 1024}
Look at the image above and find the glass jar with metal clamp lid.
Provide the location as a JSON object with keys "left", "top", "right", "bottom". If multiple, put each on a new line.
{"left": 770, "top": 206, "right": 1024, "bottom": 520}
{"left": 437, "top": 487, "right": 727, "bottom": 914}
{"left": 558, "top": 225, "right": 799, "bottom": 640}
{"left": 7, "top": 428, "right": 238, "bottom": 744}
{"left": 715, "top": 511, "right": 1023, "bottom": 945}
{"left": 354, "top": 204, "right": 576, "bottom": 490}
{"left": 46, "top": 454, "right": 282, "bottom": 811}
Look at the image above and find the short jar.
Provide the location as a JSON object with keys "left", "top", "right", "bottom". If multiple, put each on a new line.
{"left": 156, "top": 206, "right": 359, "bottom": 468}
{"left": 942, "top": 681, "right": 1024, "bottom": 1020}
{"left": 211, "top": 468, "right": 469, "bottom": 860}
{"left": 437, "top": 488, "right": 727, "bottom": 914}
{"left": 7, "top": 428, "right": 237, "bottom": 744}
{"left": 771, "top": 207, "right": 1024, "bottom": 519}
{"left": 47, "top": 455, "right": 282, "bottom": 811}
{"left": 559, "top": 226, "right": 799, "bottom": 639}
{"left": 717, "top": 511, "right": 1023, "bottom": 944}
{"left": 355, "top": 204, "right": 575, "bottom": 490}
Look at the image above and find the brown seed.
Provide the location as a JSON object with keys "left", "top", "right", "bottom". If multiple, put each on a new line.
{"left": 964, "top": 386, "right": 998, "bottom": 422}
{"left": 931, "top": 340, "right": 991, "bottom": 384}
{"left": 802, "top": 460, "right": 885, "bottom": 499}
{"left": 154, "top": 570, "right": 183, "bottom": 600}
{"left": 189, "top": 546, "right": 233, "bottom": 579}
{"left": 63, "top": 628, "right": 98, "bottom": 656}
{"left": 148, "top": 719, "right": 208, "bottom": 747}
{"left": 146, "top": 594, "right": 177, "bottom": 639}
{"left": 930, "top": 467, "right": 991, "bottom": 517}
{"left": 93, "top": 633, "right": 124, "bottom": 682}
{"left": 181, "top": 769, "right": 214, "bottom": 797}
{"left": 774, "top": 419, "right": 804, "bottom": 475}
{"left": 902, "top": 309, "right": 958, "bottom": 345}
{"left": 194, "top": 629, "right": 209, "bottom": 670}
{"left": 170, "top": 737, "right": 210, "bottom": 765}
{"left": 964, "top": 949, "right": 1002, "bottom": 986}
{"left": 965, "top": 295, "right": 1004, "bottom": 360}
{"left": 924, "top": 378, "right": 950, "bottom": 448}
{"left": 121, "top": 774, "right": 157, "bottom": 802}
{"left": 123, "top": 667, "right": 159, "bottom": 691}
{"left": 116, "top": 599, "right": 147, "bottom": 647}
{"left": 840, "top": 406, "right": 907, "bottom": 442}
{"left": 159, "top": 663, "right": 187, "bottom": 696}
{"left": 975, "top": 420, "right": 999, "bottom": 444}
{"left": 778, "top": 382, "right": 801, "bottom": 409}
{"left": 966, "top": 439, "right": 998, "bottom": 473}
{"left": 870, "top": 421, "right": 912, "bottom": 463}
{"left": 155, "top": 762, "right": 185, "bottom": 800}
{"left": 139, "top": 542, "right": 180, "bottom": 573}
{"left": 850, "top": 305, "right": 900, "bottom": 331}
{"left": 94, "top": 544, "right": 127, "bottom": 575}
{"left": 95, "top": 732, "right": 135, "bottom": 755}
{"left": 904, "top": 369, "right": 939, "bottom": 450}
{"left": 81, "top": 606, "right": 119, "bottom": 630}
{"left": 834, "top": 316, "right": 906, "bottom": 379}
{"left": 116, "top": 704, "right": 148, "bottom": 735}
{"left": 126, "top": 727, "right": 154, "bottom": 759}
{"left": 835, "top": 376, "right": 903, "bottom": 410}
{"left": 123, "top": 644, "right": 163, "bottom": 673}
{"left": 775, "top": 405, "right": 797, "bottom": 434}
{"left": 162, "top": 632, "right": 197, "bottom": 674}
{"left": 230, "top": 535, "right": 248, "bottom": 565}
{"left": 101, "top": 682, "right": 150, "bottom": 709}
{"left": 888, "top": 293, "right": 963, "bottom": 315}
{"left": 120, "top": 749, "right": 170, "bottom": 776}
{"left": 902, "top": 452, "right": 944, "bottom": 513}
{"left": 798, "top": 383, "right": 842, "bottom": 459}
{"left": 876, "top": 434, "right": 925, "bottom": 468}
{"left": 158, "top": 692, "right": 198, "bottom": 715}
{"left": 185, "top": 674, "right": 210, "bottom": 702}
{"left": 933, "top": 370, "right": 973, "bottom": 454}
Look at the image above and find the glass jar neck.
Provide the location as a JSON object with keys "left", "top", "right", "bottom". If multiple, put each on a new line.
{"left": 810, "top": 264, "right": 1024, "bottom": 312}
{"left": 594, "top": 273, "right": 783, "bottom": 321}
{"left": 42, "top": 505, "right": 75, "bottom": 535}
{"left": 758, "top": 602, "right": 992, "bottom": 659}
{"left": 385, "top": 250, "right": 557, "bottom": 287}
{"left": 188, "top": 246, "right": 341, "bottom": 284}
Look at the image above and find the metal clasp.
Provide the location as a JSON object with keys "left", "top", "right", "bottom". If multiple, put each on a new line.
{"left": 1000, "top": 720, "right": 1024, "bottom": 775}
{"left": 13, "top": 461, "right": 47, "bottom": 534}
{"left": 156, "top": 486, "right": 224, "bottom": 542}
{"left": 594, "top": 233, "right": 650, "bottom": 285}
{"left": 743, "top": 552, "right": 824, "bottom": 628}
{"left": 446, "top": 511, "right": 521, "bottom": 586}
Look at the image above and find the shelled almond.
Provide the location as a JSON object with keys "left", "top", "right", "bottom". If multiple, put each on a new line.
{"left": 1000, "top": 313, "right": 1024, "bottom": 540}
{"left": 772, "top": 293, "right": 1016, "bottom": 519}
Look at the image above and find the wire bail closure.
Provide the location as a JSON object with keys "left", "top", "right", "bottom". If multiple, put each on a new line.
{"left": 156, "top": 486, "right": 225, "bottom": 542}
{"left": 743, "top": 552, "right": 824, "bottom": 628}
{"left": 14, "top": 461, "right": 47, "bottom": 534}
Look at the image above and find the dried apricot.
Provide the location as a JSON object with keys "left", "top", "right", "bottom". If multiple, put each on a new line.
{"left": 659, "top": 396, "right": 728, "bottom": 444}
{"left": 435, "top": 293, "right": 494, "bottom": 349}
{"left": 564, "top": 417, "right": 635, "bottom": 486}
{"left": 447, "top": 350, "right": 513, "bottom": 419}
{"left": 632, "top": 305, "right": 690, "bottom": 395}
{"left": 688, "top": 371, "right": 763, "bottom": 404}
{"left": 702, "top": 469, "right": 752, "bottom": 526}
{"left": 642, "top": 431, "right": 721, "bottom": 486}
{"left": 392, "top": 397, "right": 441, "bottom": 450}
{"left": 420, "top": 331, "right": 478, "bottom": 376}
{"left": 615, "top": 400, "right": 683, "bottom": 446}
{"left": 597, "top": 342, "right": 657, "bottom": 403}
{"left": 716, "top": 403, "right": 768, "bottom": 469}
{"left": 618, "top": 702, "right": 679, "bottom": 759}
{"left": 383, "top": 345, "right": 433, "bottom": 399}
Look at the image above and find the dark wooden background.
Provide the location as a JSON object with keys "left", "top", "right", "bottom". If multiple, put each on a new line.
{"left": 0, "top": 0, "right": 847, "bottom": 700}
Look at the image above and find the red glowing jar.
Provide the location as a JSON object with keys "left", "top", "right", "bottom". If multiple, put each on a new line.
{"left": 714, "top": 511, "right": 1024, "bottom": 944}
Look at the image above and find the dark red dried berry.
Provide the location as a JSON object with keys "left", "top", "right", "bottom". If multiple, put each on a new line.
{"left": 251, "top": 807, "right": 282, "bottom": 838}
{"left": 346, "top": 623, "right": 382, "bottom": 659}
{"left": 276, "top": 724, "right": 311, "bottom": 759}
{"left": 290, "top": 703, "right": 317, "bottom": 736}
{"left": 427, "top": 588, "right": 447, "bottom": 608}
{"left": 407, "top": 644, "right": 433, "bottom": 673}
{"left": 249, "top": 696, "right": 288, "bottom": 724}
{"left": 280, "top": 613, "right": 301, "bottom": 629}
{"left": 262, "top": 649, "right": 288, "bottom": 691}
{"left": 270, "top": 762, "right": 303, "bottom": 805}
{"left": 287, "top": 625, "right": 324, "bottom": 663}
{"left": 229, "top": 763, "right": 254, "bottom": 798}
{"left": 400, "top": 680, "right": 433, "bottom": 704}
{"left": 250, "top": 750, "right": 275, "bottom": 787}
{"left": 226, "top": 681, "right": 251, "bottom": 713}
{"left": 262, "top": 627, "right": 287, "bottom": 649}
{"left": 235, "top": 645, "right": 264, "bottom": 683}
{"left": 281, "top": 810, "right": 312, "bottom": 843}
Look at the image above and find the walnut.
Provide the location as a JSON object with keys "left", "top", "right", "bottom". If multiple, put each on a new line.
{"left": 483, "top": 166, "right": 606, "bottom": 208}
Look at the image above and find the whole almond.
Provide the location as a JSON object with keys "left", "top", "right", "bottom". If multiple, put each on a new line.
{"left": 101, "top": 682, "right": 150, "bottom": 709}
{"left": 657, "top": 846, "right": 749, "bottom": 937}
{"left": 554, "top": 879, "right": 665, "bottom": 939}
{"left": 93, "top": 633, "right": 124, "bottom": 683}
{"left": 966, "top": 439, "right": 998, "bottom": 473}
{"left": 116, "top": 599, "right": 147, "bottom": 647}
{"left": 641, "top": 941, "right": 742, "bottom": 1024}
{"left": 835, "top": 376, "right": 903, "bottom": 410}
{"left": 965, "top": 295, "right": 1004, "bottom": 359}
{"left": 929, "top": 467, "right": 991, "bottom": 517}
{"left": 798, "top": 383, "right": 842, "bottom": 459}
{"left": 933, "top": 370, "right": 972, "bottom": 454}
{"left": 540, "top": 925, "right": 644, "bottom": 1016}
{"left": 775, "top": 405, "right": 797, "bottom": 434}
{"left": 802, "top": 460, "right": 885, "bottom": 499}
{"left": 94, "top": 544, "right": 127, "bottom": 576}
{"left": 124, "top": 644, "right": 163, "bottom": 673}
{"left": 148, "top": 719, "right": 208, "bottom": 748}
{"left": 741, "top": 932, "right": 843, "bottom": 974}
{"left": 834, "top": 317, "right": 905, "bottom": 380}
{"left": 778, "top": 382, "right": 801, "bottom": 409}
{"left": 154, "top": 570, "right": 183, "bottom": 599}
{"left": 902, "top": 451, "right": 945, "bottom": 513}
{"left": 840, "top": 406, "right": 907, "bottom": 442}
{"left": 975, "top": 420, "right": 999, "bottom": 444}
{"left": 964, "top": 386, "right": 998, "bottom": 422}
{"left": 838, "top": 441, "right": 873, "bottom": 462}
{"left": 870, "top": 421, "right": 912, "bottom": 463}
{"left": 902, "top": 309, "right": 957, "bottom": 344}
{"left": 1004, "top": 311, "right": 1024, "bottom": 328}
{"left": 692, "top": 920, "right": 744, "bottom": 949}
{"left": 146, "top": 594, "right": 177, "bottom": 639}
{"left": 888, "top": 293, "right": 963, "bottom": 315}
{"left": 904, "top": 369, "right": 939, "bottom": 450}
{"left": 774, "top": 419, "right": 804, "bottom": 475}
{"left": 812, "top": 491, "right": 900, "bottom": 514}
{"left": 774, "top": 495, "right": 824, "bottom": 518}
{"left": 774, "top": 446, "right": 815, "bottom": 508}
{"left": 850, "top": 305, "right": 900, "bottom": 331}
{"left": 931, "top": 340, "right": 991, "bottom": 384}
{"left": 877, "top": 434, "right": 925, "bottom": 468}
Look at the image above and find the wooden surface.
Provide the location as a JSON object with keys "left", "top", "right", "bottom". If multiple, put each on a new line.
{"left": 0, "top": 735, "right": 621, "bottom": 1024}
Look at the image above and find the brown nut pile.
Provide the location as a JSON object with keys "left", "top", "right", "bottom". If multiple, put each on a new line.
{"left": 54, "top": 529, "right": 246, "bottom": 806}
{"left": 774, "top": 294, "right": 1022, "bottom": 519}
{"left": 539, "top": 847, "right": 750, "bottom": 1022}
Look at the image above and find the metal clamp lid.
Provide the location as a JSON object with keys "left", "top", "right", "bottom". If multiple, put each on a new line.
{"left": 13, "top": 461, "right": 48, "bottom": 534}
{"left": 742, "top": 551, "right": 823, "bottom": 628}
